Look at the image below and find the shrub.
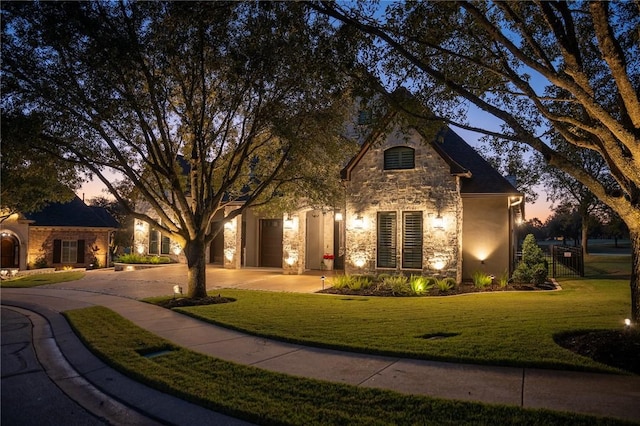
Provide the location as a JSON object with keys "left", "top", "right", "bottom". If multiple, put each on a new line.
{"left": 513, "top": 234, "right": 549, "bottom": 284}
{"left": 436, "top": 277, "right": 456, "bottom": 292}
{"left": 117, "top": 253, "right": 171, "bottom": 264}
{"left": 409, "top": 275, "right": 433, "bottom": 295}
{"left": 472, "top": 270, "right": 493, "bottom": 289}
{"left": 330, "top": 274, "right": 351, "bottom": 289}
{"left": 381, "top": 275, "right": 410, "bottom": 295}
{"left": 31, "top": 256, "right": 48, "bottom": 269}
{"left": 497, "top": 270, "right": 509, "bottom": 288}
{"left": 348, "top": 275, "right": 373, "bottom": 291}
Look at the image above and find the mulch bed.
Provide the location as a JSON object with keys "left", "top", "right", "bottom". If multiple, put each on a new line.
{"left": 155, "top": 294, "right": 235, "bottom": 308}
{"left": 555, "top": 329, "right": 640, "bottom": 375}
{"left": 317, "top": 281, "right": 558, "bottom": 297}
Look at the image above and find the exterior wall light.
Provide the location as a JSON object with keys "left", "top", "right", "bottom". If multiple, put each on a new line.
{"left": 334, "top": 212, "right": 343, "bottom": 221}
{"left": 432, "top": 214, "right": 444, "bottom": 229}
{"left": 136, "top": 244, "right": 145, "bottom": 254}
{"left": 625, "top": 318, "right": 632, "bottom": 329}
{"left": 353, "top": 215, "right": 364, "bottom": 230}
{"left": 283, "top": 216, "right": 294, "bottom": 230}
{"left": 224, "top": 219, "right": 235, "bottom": 230}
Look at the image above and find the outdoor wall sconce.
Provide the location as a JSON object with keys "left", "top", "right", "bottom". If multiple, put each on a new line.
{"left": 334, "top": 212, "right": 343, "bottom": 221}
{"left": 283, "top": 216, "right": 294, "bottom": 230}
{"left": 432, "top": 214, "right": 444, "bottom": 229}
{"left": 224, "top": 219, "right": 235, "bottom": 230}
{"left": 172, "top": 244, "right": 182, "bottom": 255}
{"left": 353, "top": 215, "right": 364, "bottom": 230}
{"left": 135, "top": 221, "right": 145, "bottom": 232}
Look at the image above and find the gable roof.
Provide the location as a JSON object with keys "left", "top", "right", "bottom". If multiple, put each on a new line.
{"left": 341, "top": 108, "right": 520, "bottom": 196}
{"left": 427, "top": 127, "right": 520, "bottom": 195}
{"left": 25, "top": 196, "right": 120, "bottom": 228}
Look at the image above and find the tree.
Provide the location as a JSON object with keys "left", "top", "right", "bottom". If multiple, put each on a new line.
{"left": 0, "top": 112, "right": 81, "bottom": 219}
{"left": 542, "top": 147, "right": 611, "bottom": 255}
{"left": 2, "top": 2, "right": 355, "bottom": 297}
{"left": 311, "top": 1, "right": 640, "bottom": 322}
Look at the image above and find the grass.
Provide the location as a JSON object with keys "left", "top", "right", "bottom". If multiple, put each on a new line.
{"left": 64, "top": 306, "right": 627, "bottom": 425}
{"left": 146, "top": 255, "right": 633, "bottom": 374}
{"left": 0, "top": 271, "right": 85, "bottom": 288}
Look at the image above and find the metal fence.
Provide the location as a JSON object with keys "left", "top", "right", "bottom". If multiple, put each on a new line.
{"left": 516, "top": 244, "right": 584, "bottom": 278}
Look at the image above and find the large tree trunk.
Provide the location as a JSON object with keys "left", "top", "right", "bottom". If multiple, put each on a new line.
{"left": 581, "top": 219, "right": 589, "bottom": 257}
{"left": 630, "top": 226, "right": 640, "bottom": 324}
{"left": 184, "top": 238, "right": 208, "bottom": 298}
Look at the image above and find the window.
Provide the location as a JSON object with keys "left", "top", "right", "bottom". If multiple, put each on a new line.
{"left": 358, "top": 110, "right": 372, "bottom": 125}
{"left": 149, "top": 231, "right": 159, "bottom": 254}
{"left": 150, "top": 231, "right": 170, "bottom": 255}
{"left": 402, "top": 212, "right": 423, "bottom": 269}
{"left": 161, "top": 235, "right": 171, "bottom": 255}
{"left": 377, "top": 212, "right": 397, "bottom": 268}
{"left": 384, "top": 146, "right": 415, "bottom": 170}
{"left": 376, "top": 212, "right": 423, "bottom": 270}
{"left": 53, "top": 239, "right": 85, "bottom": 264}
{"left": 61, "top": 241, "right": 78, "bottom": 263}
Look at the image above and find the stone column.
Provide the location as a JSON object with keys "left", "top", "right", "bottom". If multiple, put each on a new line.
{"left": 223, "top": 207, "right": 242, "bottom": 269}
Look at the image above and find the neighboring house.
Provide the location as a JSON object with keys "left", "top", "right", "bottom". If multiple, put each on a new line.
{"left": 132, "top": 100, "right": 523, "bottom": 282}
{"left": 0, "top": 196, "right": 119, "bottom": 271}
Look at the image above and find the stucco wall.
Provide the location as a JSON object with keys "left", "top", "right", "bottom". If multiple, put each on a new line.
{"left": 461, "top": 196, "right": 511, "bottom": 281}
{"left": 344, "top": 127, "right": 461, "bottom": 280}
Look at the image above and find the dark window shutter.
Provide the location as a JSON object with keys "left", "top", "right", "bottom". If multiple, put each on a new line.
{"left": 384, "top": 147, "right": 415, "bottom": 170}
{"left": 53, "top": 239, "right": 62, "bottom": 263}
{"left": 149, "top": 231, "right": 159, "bottom": 254}
{"left": 161, "top": 236, "right": 171, "bottom": 254}
{"left": 377, "top": 212, "right": 397, "bottom": 268}
{"left": 402, "top": 212, "right": 423, "bottom": 269}
{"left": 77, "top": 240, "right": 85, "bottom": 263}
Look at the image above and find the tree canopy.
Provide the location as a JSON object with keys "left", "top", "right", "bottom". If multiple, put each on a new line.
{"left": 311, "top": 1, "right": 640, "bottom": 321}
{"left": 2, "top": 1, "right": 356, "bottom": 296}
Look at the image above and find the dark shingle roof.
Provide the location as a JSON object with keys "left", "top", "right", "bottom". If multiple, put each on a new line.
{"left": 430, "top": 127, "right": 520, "bottom": 195}
{"left": 25, "top": 196, "right": 120, "bottom": 228}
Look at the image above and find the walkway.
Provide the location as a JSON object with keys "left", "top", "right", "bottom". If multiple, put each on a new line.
{"left": 2, "top": 265, "right": 639, "bottom": 424}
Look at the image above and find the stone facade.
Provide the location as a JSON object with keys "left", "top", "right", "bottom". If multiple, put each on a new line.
{"left": 28, "top": 227, "right": 112, "bottom": 269}
{"left": 344, "top": 127, "right": 462, "bottom": 281}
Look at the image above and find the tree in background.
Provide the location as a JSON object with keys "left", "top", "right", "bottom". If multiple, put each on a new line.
{"left": 312, "top": 1, "right": 640, "bottom": 322}
{"left": 0, "top": 113, "right": 81, "bottom": 219}
{"left": 543, "top": 146, "right": 613, "bottom": 255}
{"left": 3, "top": 2, "right": 356, "bottom": 297}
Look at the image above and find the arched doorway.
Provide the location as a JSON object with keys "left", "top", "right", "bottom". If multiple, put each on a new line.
{"left": 0, "top": 234, "right": 19, "bottom": 268}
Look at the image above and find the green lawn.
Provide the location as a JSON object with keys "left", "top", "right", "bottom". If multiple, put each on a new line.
{"left": 64, "top": 306, "right": 627, "bottom": 426}
{"left": 148, "top": 255, "right": 632, "bottom": 373}
{"left": 0, "top": 271, "right": 85, "bottom": 288}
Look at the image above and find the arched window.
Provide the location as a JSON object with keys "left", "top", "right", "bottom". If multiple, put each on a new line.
{"left": 384, "top": 146, "right": 415, "bottom": 170}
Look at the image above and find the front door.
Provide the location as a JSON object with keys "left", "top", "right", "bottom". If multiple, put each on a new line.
{"left": 260, "top": 219, "right": 283, "bottom": 267}
{"left": 1, "top": 235, "right": 18, "bottom": 268}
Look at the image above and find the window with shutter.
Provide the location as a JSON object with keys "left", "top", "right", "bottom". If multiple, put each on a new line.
{"left": 377, "top": 212, "right": 396, "bottom": 268}
{"left": 161, "top": 235, "right": 171, "bottom": 254}
{"left": 384, "top": 147, "right": 415, "bottom": 170}
{"left": 149, "top": 231, "right": 159, "bottom": 254}
{"left": 53, "top": 239, "right": 62, "bottom": 263}
{"left": 61, "top": 240, "right": 78, "bottom": 263}
{"left": 402, "top": 212, "right": 423, "bottom": 269}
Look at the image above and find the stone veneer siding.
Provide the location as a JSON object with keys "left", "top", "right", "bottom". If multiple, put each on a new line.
{"left": 344, "top": 127, "right": 462, "bottom": 281}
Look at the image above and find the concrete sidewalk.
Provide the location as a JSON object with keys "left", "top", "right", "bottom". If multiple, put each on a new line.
{"left": 2, "top": 283, "right": 639, "bottom": 424}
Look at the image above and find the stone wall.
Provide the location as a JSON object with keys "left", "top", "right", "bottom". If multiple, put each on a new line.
{"left": 344, "top": 127, "right": 461, "bottom": 281}
{"left": 27, "top": 227, "right": 112, "bottom": 269}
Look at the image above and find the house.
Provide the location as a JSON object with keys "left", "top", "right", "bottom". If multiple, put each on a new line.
{"left": 0, "top": 196, "right": 119, "bottom": 271}
{"left": 131, "top": 99, "right": 523, "bottom": 282}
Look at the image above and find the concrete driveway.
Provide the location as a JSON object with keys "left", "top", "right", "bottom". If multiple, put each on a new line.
{"left": 43, "top": 265, "right": 338, "bottom": 299}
